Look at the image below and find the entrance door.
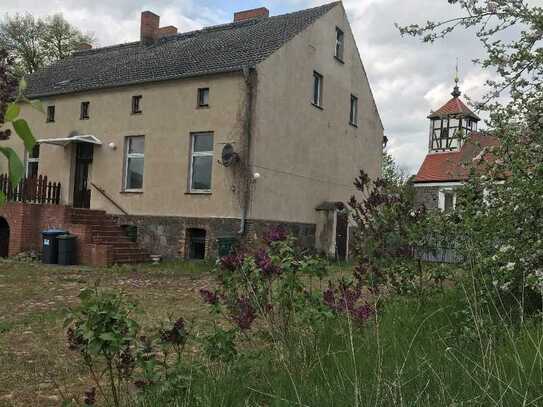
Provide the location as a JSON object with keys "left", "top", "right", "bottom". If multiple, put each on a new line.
{"left": 336, "top": 211, "right": 349, "bottom": 261}
{"left": 73, "top": 143, "right": 93, "bottom": 209}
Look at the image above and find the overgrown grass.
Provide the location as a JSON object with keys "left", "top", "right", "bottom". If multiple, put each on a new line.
{"left": 142, "top": 288, "right": 543, "bottom": 407}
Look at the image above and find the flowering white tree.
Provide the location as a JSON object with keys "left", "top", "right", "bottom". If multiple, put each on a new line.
{"left": 400, "top": 0, "right": 543, "bottom": 315}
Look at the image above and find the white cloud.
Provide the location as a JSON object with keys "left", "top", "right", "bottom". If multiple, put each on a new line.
{"left": 5, "top": 0, "right": 523, "bottom": 174}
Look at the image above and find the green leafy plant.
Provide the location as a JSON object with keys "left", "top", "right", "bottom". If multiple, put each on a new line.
{"left": 348, "top": 171, "right": 451, "bottom": 302}
{"left": 65, "top": 287, "right": 192, "bottom": 406}
{"left": 200, "top": 228, "right": 336, "bottom": 360}
{"left": 0, "top": 49, "right": 40, "bottom": 205}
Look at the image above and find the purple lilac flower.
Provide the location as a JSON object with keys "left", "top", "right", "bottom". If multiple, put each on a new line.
{"left": 263, "top": 226, "right": 288, "bottom": 244}
{"left": 232, "top": 297, "right": 256, "bottom": 330}
{"left": 200, "top": 288, "right": 219, "bottom": 305}
{"left": 220, "top": 251, "right": 245, "bottom": 271}
{"left": 351, "top": 304, "right": 374, "bottom": 322}
{"left": 323, "top": 283, "right": 374, "bottom": 323}
{"left": 160, "top": 318, "right": 187, "bottom": 345}
{"left": 255, "top": 248, "right": 281, "bottom": 277}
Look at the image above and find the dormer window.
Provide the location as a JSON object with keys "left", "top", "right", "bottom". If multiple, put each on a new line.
{"left": 335, "top": 27, "right": 344, "bottom": 61}
{"left": 80, "top": 101, "right": 90, "bottom": 120}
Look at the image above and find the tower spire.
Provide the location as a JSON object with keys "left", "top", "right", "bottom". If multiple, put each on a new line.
{"left": 451, "top": 59, "right": 461, "bottom": 98}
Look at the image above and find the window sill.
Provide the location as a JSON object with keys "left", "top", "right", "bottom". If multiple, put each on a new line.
{"left": 185, "top": 191, "right": 212, "bottom": 195}
{"left": 196, "top": 105, "right": 210, "bottom": 109}
{"left": 80, "top": 117, "right": 90, "bottom": 121}
{"left": 46, "top": 121, "right": 55, "bottom": 124}
{"left": 349, "top": 122, "right": 358, "bottom": 128}
{"left": 334, "top": 56, "right": 345, "bottom": 64}
{"left": 121, "top": 190, "right": 143, "bottom": 194}
{"left": 311, "top": 103, "right": 323, "bottom": 111}
{"left": 131, "top": 111, "right": 143, "bottom": 116}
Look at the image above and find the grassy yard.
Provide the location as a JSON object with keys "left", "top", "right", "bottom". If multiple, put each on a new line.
{"left": 2, "top": 259, "right": 543, "bottom": 407}
{"left": 0, "top": 259, "right": 216, "bottom": 406}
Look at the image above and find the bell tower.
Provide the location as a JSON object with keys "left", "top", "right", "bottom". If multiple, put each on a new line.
{"left": 427, "top": 71, "right": 480, "bottom": 153}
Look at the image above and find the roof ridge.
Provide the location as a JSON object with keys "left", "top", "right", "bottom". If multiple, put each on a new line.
{"left": 74, "top": 2, "right": 341, "bottom": 55}
{"left": 26, "top": 1, "right": 341, "bottom": 98}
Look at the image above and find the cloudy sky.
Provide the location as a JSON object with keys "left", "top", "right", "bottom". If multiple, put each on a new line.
{"left": 4, "top": 0, "right": 527, "bottom": 174}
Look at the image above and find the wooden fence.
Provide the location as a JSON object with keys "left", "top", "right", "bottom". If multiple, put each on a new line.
{"left": 0, "top": 174, "right": 61, "bottom": 205}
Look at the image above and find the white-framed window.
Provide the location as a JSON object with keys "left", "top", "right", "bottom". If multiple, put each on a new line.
{"left": 439, "top": 189, "right": 457, "bottom": 212}
{"left": 312, "top": 71, "right": 323, "bottom": 107}
{"left": 350, "top": 94, "right": 358, "bottom": 126}
{"left": 335, "top": 27, "right": 344, "bottom": 60}
{"left": 26, "top": 144, "right": 40, "bottom": 178}
{"left": 124, "top": 136, "right": 145, "bottom": 191}
{"left": 189, "top": 132, "right": 214, "bottom": 192}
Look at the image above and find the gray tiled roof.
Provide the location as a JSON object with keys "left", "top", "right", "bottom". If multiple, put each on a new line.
{"left": 26, "top": 2, "right": 339, "bottom": 98}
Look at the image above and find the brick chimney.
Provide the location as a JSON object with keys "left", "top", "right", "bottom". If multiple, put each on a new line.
{"left": 234, "top": 7, "right": 269, "bottom": 22}
{"left": 157, "top": 25, "right": 178, "bottom": 39}
{"left": 141, "top": 11, "right": 160, "bottom": 45}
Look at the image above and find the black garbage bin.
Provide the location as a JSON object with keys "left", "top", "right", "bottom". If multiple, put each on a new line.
{"left": 58, "top": 234, "right": 77, "bottom": 266}
{"left": 42, "top": 229, "right": 67, "bottom": 264}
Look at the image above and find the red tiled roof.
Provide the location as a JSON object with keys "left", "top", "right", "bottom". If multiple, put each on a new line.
{"left": 414, "top": 132, "right": 500, "bottom": 183}
{"left": 428, "top": 97, "right": 480, "bottom": 120}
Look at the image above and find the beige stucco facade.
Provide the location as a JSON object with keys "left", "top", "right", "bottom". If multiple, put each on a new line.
{"left": 250, "top": 5, "right": 383, "bottom": 225}
{"left": 0, "top": 3, "right": 383, "bottom": 256}
{"left": 2, "top": 73, "right": 247, "bottom": 218}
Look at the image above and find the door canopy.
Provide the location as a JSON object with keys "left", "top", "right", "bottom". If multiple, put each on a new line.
{"left": 37, "top": 135, "right": 102, "bottom": 147}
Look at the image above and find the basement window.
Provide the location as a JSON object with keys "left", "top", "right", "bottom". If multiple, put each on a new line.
{"left": 187, "top": 228, "right": 206, "bottom": 259}
{"left": 46, "top": 105, "right": 55, "bottom": 123}
{"left": 312, "top": 71, "right": 323, "bottom": 108}
{"left": 132, "top": 95, "right": 142, "bottom": 114}
{"left": 197, "top": 88, "right": 209, "bottom": 108}
{"left": 80, "top": 101, "right": 90, "bottom": 120}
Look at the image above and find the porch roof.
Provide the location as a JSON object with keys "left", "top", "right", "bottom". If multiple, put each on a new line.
{"left": 36, "top": 135, "right": 102, "bottom": 147}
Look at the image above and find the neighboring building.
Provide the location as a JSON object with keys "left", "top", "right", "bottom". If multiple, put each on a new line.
{"left": 0, "top": 2, "right": 384, "bottom": 264}
{"left": 413, "top": 78, "right": 498, "bottom": 211}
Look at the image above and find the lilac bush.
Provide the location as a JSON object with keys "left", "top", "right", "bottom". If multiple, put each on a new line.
{"left": 200, "top": 227, "right": 373, "bottom": 359}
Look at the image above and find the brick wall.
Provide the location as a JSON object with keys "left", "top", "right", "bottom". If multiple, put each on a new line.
{"left": 0, "top": 203, "right": 73, "bottom": 256}
{"left": 0, "top": 203, "right": 107, "bottom": 265}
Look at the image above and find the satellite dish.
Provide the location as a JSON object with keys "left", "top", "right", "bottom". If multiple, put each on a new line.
{"left": 221, "top": 144, "right": 240, "bottom": 167}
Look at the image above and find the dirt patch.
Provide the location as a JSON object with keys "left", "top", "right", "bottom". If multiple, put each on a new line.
{"left": 0, "top": 259, "right": 214, "bottom": 406}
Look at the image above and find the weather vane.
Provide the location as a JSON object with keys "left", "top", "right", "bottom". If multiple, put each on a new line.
{"left": 452, "top": 58, "right": 461, "bottom": 98}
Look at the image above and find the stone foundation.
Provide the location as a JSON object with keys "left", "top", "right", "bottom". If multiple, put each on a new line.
{"left": 111, "top": 214, "right": 316, "bottom": 259}
{"left": 414, "top": 185, "right": 440, "bottom": 210}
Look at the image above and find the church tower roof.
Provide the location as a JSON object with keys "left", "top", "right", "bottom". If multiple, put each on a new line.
{"left": 428, "top": 97, "right": 480, "bottom": 120}
{"left": 428, "top": 73, "right": 480, "bottom": 120}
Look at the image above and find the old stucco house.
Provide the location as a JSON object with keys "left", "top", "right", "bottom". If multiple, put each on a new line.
{"left": 0, "top": 2, "right": 383, "bottom": 265}
{"left": 413, "top": 78, "right": 498, "bottom": 211}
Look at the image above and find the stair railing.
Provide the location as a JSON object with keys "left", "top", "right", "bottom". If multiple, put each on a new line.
{"left": 90, "top": 182, "right": 129, "bottom": 215}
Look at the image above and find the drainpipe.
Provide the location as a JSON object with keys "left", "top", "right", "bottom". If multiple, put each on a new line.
{"left": 239, "top": 66, "right": 256, "bottom": 235}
